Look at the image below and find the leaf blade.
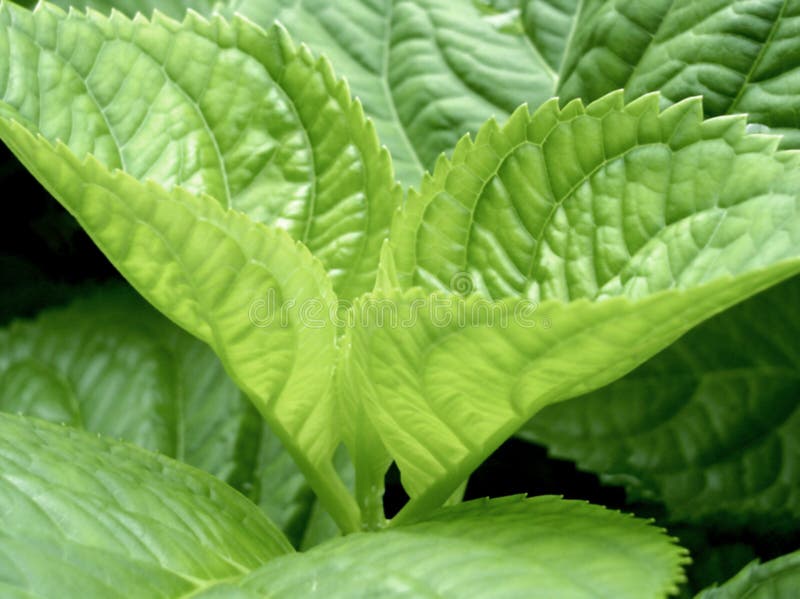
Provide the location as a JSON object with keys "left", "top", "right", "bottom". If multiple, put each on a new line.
{"left": 0, "top": 412, "right": 292, "bottom": 598}
{"left": 0, "top": 113, "right": 360, "bottom": 531}
{"left": 363, "top": 92, "right": 800, "bottom": 516}
{"left": 200, "top": 496, "right": 687, "bottom": 599}
{"left": 696, "top": 549, "right": 800, "bottom": 598}
{"left": 519, "top": 276, "right": 800, "bottom": 532}
{"left": 0, "top": 1, "right": 396, "bottom": 298}
{"left": 17, "top": 0, "right": 559, "bottom": 185}
{"left": 558, "top": 0, "right": 800, "bottom": 148}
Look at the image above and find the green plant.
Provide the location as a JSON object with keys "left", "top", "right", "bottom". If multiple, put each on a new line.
{"left": 1, "top": 1, "right": 799, "bottom": 596}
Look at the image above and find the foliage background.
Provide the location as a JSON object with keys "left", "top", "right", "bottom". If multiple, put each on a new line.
{"left": 2, "top": 1, "right": 800, "bottom": 595}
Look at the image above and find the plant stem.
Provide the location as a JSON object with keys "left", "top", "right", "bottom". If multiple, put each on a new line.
{"left": 253, "top": 401, "right": 362, "bottom": 535}
{"left": 357, "top": 472, "right": 387, "bottom": 532}
{"left": 300, "top": 456, "right": 362, "bottom": 535}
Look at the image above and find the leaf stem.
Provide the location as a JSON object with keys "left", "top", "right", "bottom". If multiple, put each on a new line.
{"left": 300, "top": 457, "right": 362, "bottom": 535}
{"left": 251, "top": 401, "right": 362, "bottom": 535}
{"left": 356, "top": 469, "right": 387, "bottom": 532}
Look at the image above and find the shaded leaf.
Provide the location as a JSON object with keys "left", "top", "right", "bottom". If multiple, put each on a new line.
{"left": 521, "top": 0, "right": 582, "bottom": 72}
{"left": 696, "top": 549, "right": 800, "bottom": 598}
{"left": 0, "top": 288, "right": 348, "bottom": 547}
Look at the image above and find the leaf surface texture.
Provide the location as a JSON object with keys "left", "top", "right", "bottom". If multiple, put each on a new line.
{"left": 362, "top": 92, "right": 800, "bottom": 514}
{"left": 0, "top": 413, "right": 292, "bottom": 598}
{"left": 519, "top": 277, "right": 800, "bottom": 531}
{"left": 199, "top": 496, "right": 687, "bottom": 599}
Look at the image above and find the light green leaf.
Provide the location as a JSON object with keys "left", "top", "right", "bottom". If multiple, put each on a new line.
{"left": 0, "top": 412, "right": 292, "bottom": 598}
{"left": 521, "top": 0, "right": 582, "bottom": 73}
{"left": 696, "top": 550, "right": 800, "bottom": 598}
{"left": 196, "top": 496, "right": 687, "bottom": 599}
{"left": 23, "top": 0, "right": 558, "bottom": 185}
{"left": 11, "top": 0, "right": 217, "bottom": 18}
{"left": 0, "top": 1, "right": 396, "bottom": 298}
{"left": 366, "top": 92, "right": 800, "bottom": 519}
{"left": 519, "top": 276, "right": 800, "bottom": 532}
{"left": 391, "top": 92, "right": 800, "bottom": 300}
{"left": 0, "top": 113, "right": 359, "bottom": 531}
{"left": 558, "top": 0, "right": 800, "bottom": 148}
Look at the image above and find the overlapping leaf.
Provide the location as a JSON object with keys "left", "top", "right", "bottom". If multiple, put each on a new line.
{"left": 236, "top": 0, "right": 559, "bottom": 184}
{"left": 0, "top": 108, "right": 360, "bottom": 531}
{"left": 0, "top": 286, "right": 254, "bottom": 479}
{"left": 0, "top": 1, "right": 395, "bottom": 298}
{"left": 351, "top": 92, "right": 800, "bottom": 519}
{"left": 0, "top": 413, "right": 292, "bottom": 598}
{"left": 519, "top": 276, "right": 800, "bottom": 532}
{"left": 0, "top": 287, "right": 346, "bottom": 547}
{"left": 558, "top": 0, "right": 800, "bottom": 148}
{"left": 196, "top": 496, "right": 687, "bottom": 599}
{"left": 18, "top": 0, "right": 558, "bottom": 185}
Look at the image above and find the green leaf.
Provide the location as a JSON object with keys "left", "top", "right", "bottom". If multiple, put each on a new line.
{"left": 220, "top": 0, "right": 557, "bottom": 184}
{"left": 521, "top": 0, "right": 582, "bottom": 73}
{"left": 391, "top": 92, "right": 800, "bottom": 300}
{"left": 0, "top": 1, "right": 396, "bottom": 298}
{"left": 696, "top": 550, "right": 800, "bottom": 598}
{"left": 558, "top": 0, "right": 800, "bottom": 148}
{"left": 0, "top": 412, "right": 292, "bottom": 598}
{"left": 22, "top": 0, "right": 559, "bottom": 185}
{"left": 0, "top": 108, "right": 360, "bottom": 531}
{"left": 10, "top": 0, "right": 217, "bottom": 18}
{"left": 196, "top": 496, "right": 687, "bottom": 599}
{"left": 0, "top": 285, "right": 346, "bottom": 548}
{"left": 519, "top": 276, "right": 800, "bottom": 532}
{"left": 0, "top": 286, "right": 255, "bottom": 482}
{"left": 365, "top": 92, "right": 800, "bottom": 519}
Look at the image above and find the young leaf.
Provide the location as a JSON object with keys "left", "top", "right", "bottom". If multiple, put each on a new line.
{"left": 696, "top": 550, "right": 800, "bottom": 598}
{"left": 519, "top": 276, "right": 800, "bottom": 532}
{"left": 364, "top": 92, "right": 800, "bottom": 519}
{"left": 196, "top": 496, "right": 687, "bottom": 599}
{"left": 0, "top": 108, "right": 360, "bottom": 531}
{"left": 558, "top": 0, "right": 800, "bottom": 148}
{"left": 0, "top": 1, "right": 396, "bottom": 298}
{"left": 0, "top": 413, "right": 292, "bottom": 598}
